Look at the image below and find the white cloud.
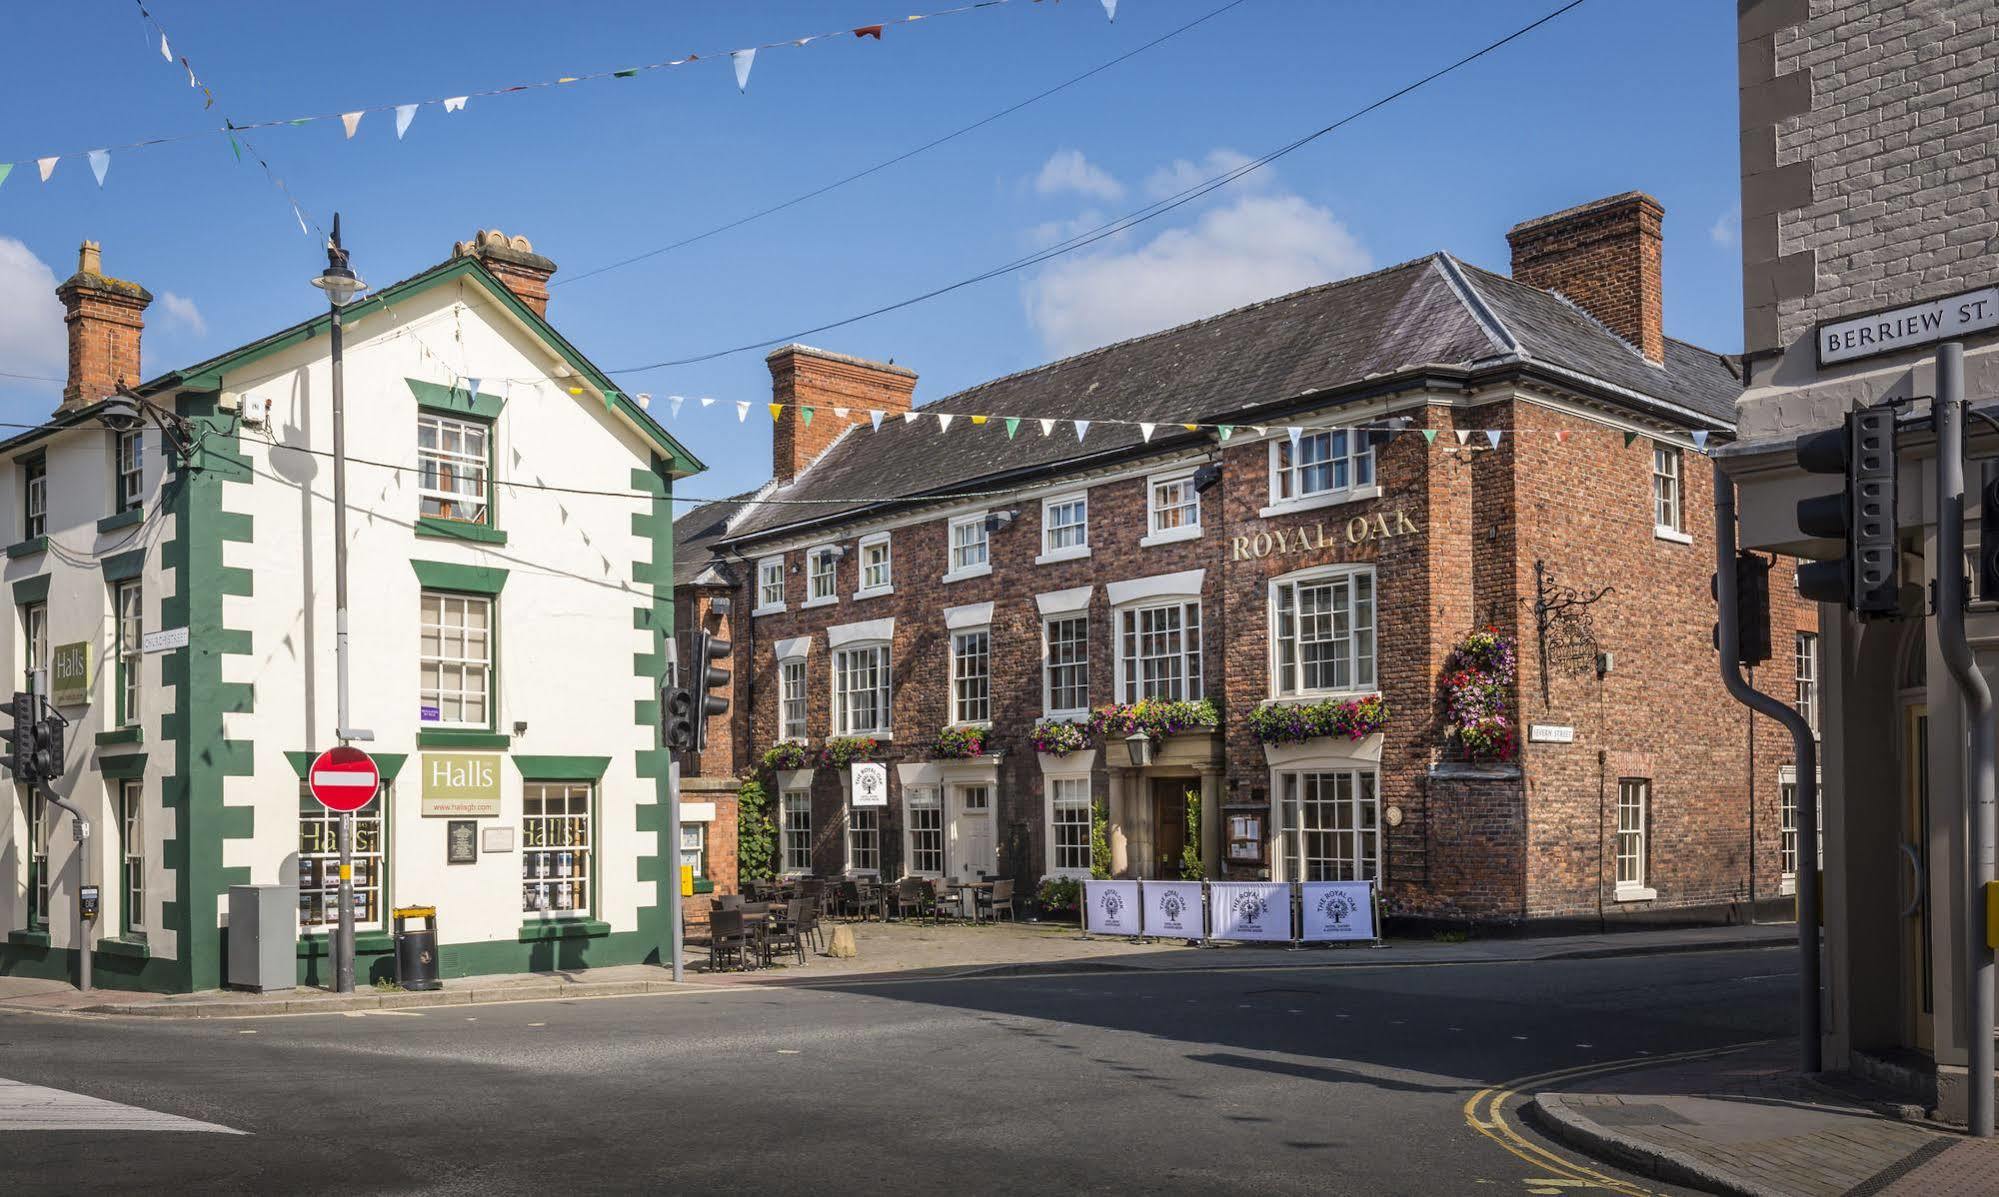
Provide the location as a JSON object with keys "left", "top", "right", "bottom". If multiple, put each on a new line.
{"left": 1023, "top": 191, "right": 1371, "bottom": 359}
{"left": 157, "top": 290, "right": 207, "bottom": 337}
{"left": 1710, "top": 204, "right": 1741, "bottom": 248}
{"left": 1034, "top": 149, "right": 1125, "bottom": 202}
{"left": 1143, "top": 148, "right": 1263, "bottom": 200}
{"left": 0, "top": 238, "right": 66, "bottom": 385}
{"left": 1024, "top": 209, "right": 1107, "bottom": 250}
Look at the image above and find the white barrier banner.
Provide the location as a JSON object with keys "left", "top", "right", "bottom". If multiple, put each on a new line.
{"left": 1083, "top": 880, "right": 1141, "bottom": 936}
{"left": 1299, "top": 881, "right": 1376, "bottom": 942}
{"left": 1144, "top": 880, "right": 1204, "bottom": 939}
{"left": 1209, "top": 881, "right": 1291, "bottom": 942}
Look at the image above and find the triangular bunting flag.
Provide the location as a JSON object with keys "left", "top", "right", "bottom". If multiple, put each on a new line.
{"left": 735, "top": 401, "right": 750, "bottom": 422}
{"left": 1286, "top": 426, "right": 1303, "bottom": 451}
{"left": 833, "top": 407, "right": 850, "bottom": 418}
{"left": 1217, "top": 425, "right": 1234, "bottom": 442}
{"left": 1555, "top": 429, "right": 1572, "bottom": 444}
{"left": 466, "top": 378, "right": 482, "bottom": 401}
{"left": 1485, "top": 430, "right": 1502, "bottom": 449}
{"left": 1139, "top": 423, "right": 1157, "bottom": 443}
{"left": 1623, "top": 431, "right": 1639, "bottom": 448}
{"left": 340, "top": 111, "right": 363, "bottom": 139}
{"left": 1182, "top": 424, "right": 1199, "bottom": 433}
{"left": 567, "top": 387, "right": 583, "bottom": 396}
{"left": 0, "top": 163, "right": 11, "bottom": 190}
{"left": 1692, "top": 430, "right": 1711, "bottom": 451}
{"left": 37, "top": 157, "right": 57, "bottom": 182}
{"left": 1039, "top": 419, "right": 1055, "bottom": 437}
{"left": 614, "top": 69, "right": 638, "bottom": 79}
{"left": 228, "top": 134, "right": 241, "bottom": 161}
{"left": 700, "top": 396, "right": 716, "bottom": 407}
{"left": 936, "top": 414, "right": 955, "bottom": 432}
{"left": 1421, "top": 429, "right": 1438, "bottom": 446}
{"left": 183, "top": 59, "right": 197, "bottom": 88}
{"left": 854, "top": 25, "right": 884, "bottom": 39}
{"left": 293, "top": 203, "right": 310, "bottom": 235}
{"left": 769, "top": 403, "right": 784, "bottom": 422}
{"left": 604, "top": 390, "right": 621, "bottom": 411}
{"left": 732, "top": 48, "right": 755, "bottom": 92}
{"left": 668, "top": 395, "right": 684, "bottom": 418}
{"left": 869, "top": 410, "right": 884, "bottom": 432}
{"left": 87, "top": 150, "right": 109, "bottom": 187}
{"left": 443, "top": 96, "right": 468, "bottom": 113}
{"left": 395, "top": 104, "right": 417, "bottom": 140}
{"left": 1005, "top": 418, "right": 1020, "bottom": 440}
{"left": 1251, "top": 426, "right": 1268, "bottom": 437}
{"left": 557, "top": 77, "right": 579, "bottom": 85}
{"left": 903, "top": 412, "right": 919, "bottom": 425}
{"left": 801, "top": 407, "right": 815, "bottom": 427}
{"left": 1102, "top": 0, "right": 1118, "bottom": 20}
{"left": 969, "top": 415, "right": 987, "bottom": 426}
{"left": 1074, "top": 420, "right": 1091, "bottom": 442}
{"left": 161, "top": 33, "right": 171, "bottom": 61}
{"left": 1454, "top": 430, "right": 1471, "bottom": 446}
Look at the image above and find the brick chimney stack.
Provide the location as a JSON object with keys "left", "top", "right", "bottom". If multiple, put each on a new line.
{"left": 57, "top": 241, "right": 152, "bottom": 413}
{"left": 765, "top": 345, "right": 917, "bottom": 481}
{"left": 454, "top": 229, "right": 557, "bottom": 317}
{"left": 1506, "top": 192, "right": 1666, "bottom": 364}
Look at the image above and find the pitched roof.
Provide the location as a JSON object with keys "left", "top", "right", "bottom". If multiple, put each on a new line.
{"left": 711, "top": 251, "right": 1739, "bottom": 547}
{"left": 672, "top": 493, "right": 757, "bottom": 589}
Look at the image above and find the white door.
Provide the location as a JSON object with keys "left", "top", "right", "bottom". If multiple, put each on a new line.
{"left": 948, "top": 783, "right": 995, "bottom": 880}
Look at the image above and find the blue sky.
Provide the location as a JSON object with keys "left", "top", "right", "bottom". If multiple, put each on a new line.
{"left": 0, "top": 1, "right": 1742, "bottom": 501}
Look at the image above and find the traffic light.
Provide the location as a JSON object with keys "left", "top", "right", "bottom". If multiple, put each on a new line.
{"left": 1713, "top": 552, "right": 1773, "bottom": 666}
{"left": 0, "top": 691, "right": 34, "bottom": 783}
{"left": 1980, "top": 460, "right": 1999, "bottom": 601}
{"left": 690, "top": 627, "right": 732, "bottom": 755}
{"left": 1795, "top": 405, "right": 1899, "bottom": 615}
{"left": 29, "top": 701, "right": 64, "bottom": 784}
{"left": 660, "top": 683, "right": 697, "bottom": 754}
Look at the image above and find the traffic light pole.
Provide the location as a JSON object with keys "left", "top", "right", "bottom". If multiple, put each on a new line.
{"left": 1715, "top": 472, "right": 1821, "bottom": 1073}
{"left": 1935, "top": 343, "right": 1995, "bottom": 1138}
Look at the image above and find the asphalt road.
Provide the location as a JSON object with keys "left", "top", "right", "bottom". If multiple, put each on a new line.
{"left": 0, "top": 946, "right": 1797, "bottom": 1195}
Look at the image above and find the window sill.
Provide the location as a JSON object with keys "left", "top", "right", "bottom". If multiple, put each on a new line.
{"left": 96, "top": 508, "right": 145, "bottom": 534}
{"left": 299, "top": 931, "right": 396, "bottom": 958}
{"left": 517, "top": 918, "right": 610, "bottom": 943}
{"left": 7, "top": 929, "right": 51, "bottom": 948}
{"left": 941, "top": 564, "right": 993, "bottom": 585}
{"left": 5, "top": 536, "right": 46, "bottom": 560}
{"left": 1779, "top": 876, "right": 1796, "bottom": 897}
{"left": 416, "top": 517, "right": 509, "bottom": 546}
{"left": 800, "top": 595, "right": 840, "bottom": 610}
{"left": 1138, "top": 525, "right": 1203, "bottom": 549}
{"left": 1043, "top": 709, "right": 1089, "bottom": 724}
{"left": 1653, "top": 527, "right": 1692, "bottom": 545}
{"left": 834, "top": 732, "right": 892, "bottom": 743}
{"left": 1263, "top": 689, "right": 1379, "bottom": 706}
{"left": 852, "top": 586, "right": 895, "bottom": 602}
{"left": 751, "top": 604, "right": 787, "bottom": 618}
{"left": 95, "top": 936, "right": 150, "bottom": 959}
{"left": 1258, "top": 487, "right": 1380, "bottom": 520}
{"left": 1034, "top": 545, "right": 1092, "bottom": 566}
{"left": 416, "top": 728, "right": 511, "bottom": 749}
{"left": 1613, "top": 885, "right": 1658, "bottom": 903}
{"left": 95, "top": 726, "right": 143, "bottom": 747}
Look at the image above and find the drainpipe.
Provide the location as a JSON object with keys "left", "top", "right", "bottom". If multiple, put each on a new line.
{"left": 1715, "top": 469, "right": 1821, "bottom": 1073}
{"left": 1935, "top": 343, "right": 1994, "bottom": 1138}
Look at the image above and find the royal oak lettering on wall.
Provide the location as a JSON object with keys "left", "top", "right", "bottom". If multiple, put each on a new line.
{"left": 1230, "top": 508, "right": 1421, "bottom": 562}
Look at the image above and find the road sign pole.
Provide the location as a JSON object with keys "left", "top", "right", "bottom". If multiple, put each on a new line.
{"left": 308, "top": 745, "right": 379, "bottom": 995}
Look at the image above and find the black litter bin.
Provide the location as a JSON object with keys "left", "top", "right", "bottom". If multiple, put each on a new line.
{"left": 392, "top": 906, "right": 442, "bottom": 991}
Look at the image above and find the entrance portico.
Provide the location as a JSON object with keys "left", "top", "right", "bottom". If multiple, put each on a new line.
{"left": 1105, "top": 730, "right": 1223, "bottom": 880}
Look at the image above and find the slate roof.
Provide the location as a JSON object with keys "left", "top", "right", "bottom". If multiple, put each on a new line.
{"left": 707, "top": 251, "right": 1740, "bottom": 550}
{"left": 672, "top": 493, "right": 756, "bottom": 589}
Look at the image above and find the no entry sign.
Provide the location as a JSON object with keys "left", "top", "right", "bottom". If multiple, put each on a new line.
{"left": 308, "top": 746, "right": 380, "bottom": 812}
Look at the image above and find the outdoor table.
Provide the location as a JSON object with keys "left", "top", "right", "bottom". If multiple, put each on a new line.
{"left": 946, "top": 881, "right": 994, "bottom": 923}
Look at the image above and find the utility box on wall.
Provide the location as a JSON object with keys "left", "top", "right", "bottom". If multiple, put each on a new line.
{"left": 226, "top": 884, "right": 297, "bottom": 993}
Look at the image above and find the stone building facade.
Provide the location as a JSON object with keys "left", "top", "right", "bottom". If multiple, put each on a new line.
{"left": 680, "top": 192, "right": 1816, "bottom": 930}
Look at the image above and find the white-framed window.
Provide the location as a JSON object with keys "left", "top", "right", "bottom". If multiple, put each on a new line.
{"left": 25, "top": 789, "right": 49, "bottom": 930}
{"left": 116, "top": 430, "right": 145, "bottom": 514}
{"left": 756, "top": 557, "right": 786, "bottom": 612}
{"left": 848, "top": 806, "right": 880, "bottom": 874}
{"left": 115, "top": 579, "right": 142, "bottom": 728}
{"left": 1118, "top": 600, "right": 1202, "bottom": 702}
{"left": 780, "top": 659, "right": 808, "bottom": 742}
{"left": 119, "top": 779, "right": 144, "bottom": 937}
{"left": 299, "top": 781, "right": 385, "bottom": 932}
{"left": 1277, "top": 768, "right": 1378, "bottom": 881}
{"left": 858, "top": 533, "right": 892, "bottom": 596}
{"left": 1271, "top": 430, "right": 1373, "bottom": 508}
{"left": 947, "top": 514, "right": 990, "bottom": 579}
{"left": 1044, "top": 615, "right": 1090, "bottom": 716}
{"left": 1145, "top": 471, "right": 1202, "bottom": 543}
{"left": 420, "top": 592, "right": 492, "bottom": 728}
{"left": 1778, "top": 767, "right": 1822, "bottom": 888}
{"left": 1040, "top": 493, "right": 1089, "bottom": 561}
{"left": 1616, "top": 778, "right": 1650, "bottom": 893}
{"left": 679, "top": 823, "right": 706, "bottom": 880}
{"left": 1272, "top": 566, "right": 1376, "bottom": 697}
{"left": 832, "top": 643, "right": 891, "bottom": 737}
{"left": 418, "top": 413, "right": 490, "bottom": 524}
{"left": 807, "top": 546, "right": 839, "bottom": 604}
{"left": 22, "top": 601, "right": 47, "bottom": 697}
{"left": 961, "top": 784, "right": 990, "bottom": 812}
{"left": 523, "top": 782, "right": 593, "bottom": 917}
{"left": 1795, "top": 632, "right": 1819, "bottom": 737}
{"left": 22, "top": 455, "right": 46, "bottom": 541}
{"left": 951, "top": 628, "right": 991, "bottom": 725}
{"left": 781, "top": 788, "right": 813, "bottom": 874}
{"left": 1652, "top": 443, "right": 1683, "bottom": 535}
{"left": 1049, "top": 776, "right": 1093, "bottom": 876}
{"left": 906, "top": 786, "right": 943, "bottom": 876}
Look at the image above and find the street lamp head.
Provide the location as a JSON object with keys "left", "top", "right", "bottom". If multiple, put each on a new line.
{"left": 95, "top": 394, "right": 145, "bottom": 433}
{"left": 311, "top": 212, "right": 365, "bottom": 306}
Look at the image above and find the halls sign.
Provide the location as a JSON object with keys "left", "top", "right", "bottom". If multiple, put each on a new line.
{"left": 1818, "top": 285, "right": 1998, "bottom": 366}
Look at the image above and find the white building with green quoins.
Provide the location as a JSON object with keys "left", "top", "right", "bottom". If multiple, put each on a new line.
{"left": 0, "top": 232, "right": 702, "bottom": 993}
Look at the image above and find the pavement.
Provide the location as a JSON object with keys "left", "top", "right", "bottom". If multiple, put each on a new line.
{"left": 0, "top": 942, "right": 1798, "bottom": 1194}
{"left": 1526, "top": 1039, "right": 1999, "bottom": 1196}
{"left": 0, "top": 917, "right": 1798, "bottom": 1018}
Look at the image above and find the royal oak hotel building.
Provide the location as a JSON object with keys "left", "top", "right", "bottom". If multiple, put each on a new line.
{"left": 678, "top": 193, "right": 1819, "bottom": 930}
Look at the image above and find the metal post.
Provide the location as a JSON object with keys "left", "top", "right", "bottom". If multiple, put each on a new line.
{"left": 667, "top": 757, "right": 685, "bottom": 983}
{"left": 329, "top": 240, "right": 355, "bottom": 997}
{"left": 1936, "top": 343, "right": 1995, "bottom": 1137}
{"left": 1715, "top": 470, "right": 1821, "bottom": 1072}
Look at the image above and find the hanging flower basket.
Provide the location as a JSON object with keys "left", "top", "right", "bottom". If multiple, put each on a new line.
{"left": 1247, "top": 694, "right": 1387, "bottom": 747}
{"left": 1441, "top": 628, "right": 1517, "bottom": 762}
{"left": 818, "top": 736, "right": 882, "bottom": 769}
{"left": 1029, "top": 720, "right": 1091, "bottom": 757}
{"left": 759, "top": 742, "right": 812, "bottom": 772}
{"left": 932, "top": 726, "right": 991, "bottom": 759}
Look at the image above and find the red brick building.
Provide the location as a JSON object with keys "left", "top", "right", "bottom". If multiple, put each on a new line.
{"left": 676, "top": 192, "right": 1818, "bottom": 930}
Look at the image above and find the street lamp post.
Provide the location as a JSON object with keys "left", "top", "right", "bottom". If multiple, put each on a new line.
{"left": 311, "top": 215, "right": 367, "bottom": 995}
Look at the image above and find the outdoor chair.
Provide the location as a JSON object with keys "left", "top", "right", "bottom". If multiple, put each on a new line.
{"left": 930, "top": 878, "right": 961, "bottom": 925}
{"left": 708, "top": 909, "right": 752, "bottom": 973}
{"left": 764, "top": 898, "right": 808, "bottom": 966}
{"left": 796, "top": 891, "right": 825, "bottom": 952}
{"left": 836, "top": 880, "right": 863, "bottom": 920}
{"left": 853, "top": 878, "right": 884, "bottom": 922}
{"left": 894, "top": 878, "right": 930, "bottom": 921}
{"left": 715, "top": 893, "right": 745, "bottom": 912}
{"left": 976, "top": 879, "right": 1015, "bottom": 924}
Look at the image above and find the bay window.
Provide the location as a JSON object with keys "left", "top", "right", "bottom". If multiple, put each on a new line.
{"left": 1118, "top": 600, "right": 1202, "bottom": 702}
{"left": 833, "top": 643, "right": 891, "bottom": 736}
{"left": 1277, "top": 768, "right": 1378, "bottom": 882}
{"left": 1272, "top": 566, "right": 1376, "bottom": 696}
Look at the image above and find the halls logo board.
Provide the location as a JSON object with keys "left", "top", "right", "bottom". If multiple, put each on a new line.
{"left": 422, "top": 753, "right": 502, "bottom": 817}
